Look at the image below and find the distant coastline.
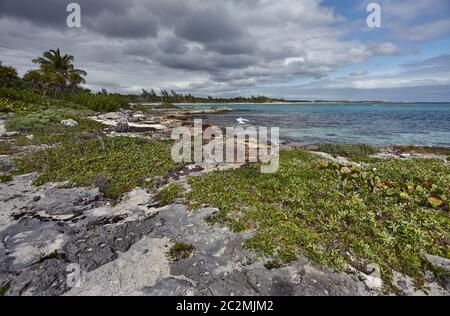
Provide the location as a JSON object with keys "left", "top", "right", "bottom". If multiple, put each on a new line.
{"left": 135, "top": 100, "right": 450, "bottom": 105}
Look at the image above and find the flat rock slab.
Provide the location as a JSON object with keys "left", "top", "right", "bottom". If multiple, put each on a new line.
{"left": 59, "top": 205, "right": 378, "bottom": 296}
{"left": 0, "top": 131, "right": 20, "bottom": 138}
{"left": 31, "top": 187, "right": 103, "bottom": 216}
{"left": 65, "top": 236, "right": 182, "bottom": 296}
{"left": 0, "top": 219, "right": 69, "bottom": 271}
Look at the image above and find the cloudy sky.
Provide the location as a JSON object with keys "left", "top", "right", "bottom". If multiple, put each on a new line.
{"left": 1, "top": 0, "right": 449, "bottom": 101}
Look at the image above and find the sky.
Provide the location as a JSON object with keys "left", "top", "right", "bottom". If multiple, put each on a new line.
{"left": 0, "top": 0, "right": 449, "bottom": 101}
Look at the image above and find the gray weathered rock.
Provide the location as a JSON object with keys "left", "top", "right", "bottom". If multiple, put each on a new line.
{"left": 128, "top": 116, "right": 141, "bottom": 123}
{"left": 1, "top": 131, "right": 20, "bottom": 137}
{"left": 423, "top": 253, "right": 450, "bottom": 272}
{"left": 6, "top": 258, "right": 70, "bottom": 296}
{"left": 31, "top": 187, "right": 103, "bottom": 216}
{"left": 114, "top": 121, "right": 130, "bottom": 133}
{"left": 103, "top": 112, "right": 124, "bottom": 120}
{"left": 63, "top": 217, "right": 158, "bottom": 272}
{"left": 60, "top": 119, "right": 79, "bottom": 127}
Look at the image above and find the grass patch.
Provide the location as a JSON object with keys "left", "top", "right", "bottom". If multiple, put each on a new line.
{"left": 167, "top": 242, "right": 195, "bottom": 261}
{"left": 155, "top": 182, "right": 184, "bottom": 206}
{"left": 6, "top": 108, "right": 105, "bottom": 146}
{"left": 15, "top": 136, "right": 181, "bottom": 199}
{"left": 5, "top": 108, "right": 98, "bottom": 132}
{"left": 0, "top": 174, "right": 13, "bottom": 182}
{"left": 186, "top": 149, "right": 450, "bottom": 281}
{"left": 317, "top": 143, "right": 379, "bottom": 160}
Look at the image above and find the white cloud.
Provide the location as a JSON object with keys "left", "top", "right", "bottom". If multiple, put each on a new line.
{"left": 0, "top": 0, "right": 444, "bottom": 98}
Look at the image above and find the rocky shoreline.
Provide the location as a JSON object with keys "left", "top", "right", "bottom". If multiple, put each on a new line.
{"left": 0, "top": 107, "right": 449, "bottom": 296}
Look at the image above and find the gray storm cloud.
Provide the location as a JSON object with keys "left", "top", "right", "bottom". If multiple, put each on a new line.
{"left": 0, "top": 0, "right": 448, "bottom": 100}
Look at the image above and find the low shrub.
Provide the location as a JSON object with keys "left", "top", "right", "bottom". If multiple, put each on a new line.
{"left": 317, "top": 143, "right": 379, "bottom": 159}
{"left": 0, "top": 174, "right": 13, "bottom": 182}
{"left": 67, "top": 92, "right": 128, "bottom": 112}
{"left": 167, "top": 242, "right": 195, "bottom": 261}
{"left": 155, "top": 182, "right": 184, "bottom": 206}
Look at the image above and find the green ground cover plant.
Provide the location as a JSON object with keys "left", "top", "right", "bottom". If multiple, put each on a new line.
{"left": 16, "top": 137, "right": 182, "bottom": 199}
{"left": 5, "top": 108, "right": 105, "bottom": 146}
{"left": 167, "top": 242, "right": 195, "bottom": 261}
{"left": 155, "top": 182, "right": 184, "bottom": 206}
{"left": 187, "top": 149, "right": 450, "bottom": 284}
{"left": 317, "top": 143, "right": 379, "bottom": 160}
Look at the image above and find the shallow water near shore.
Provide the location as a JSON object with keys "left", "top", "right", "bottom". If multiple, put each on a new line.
{"left": 177, "top": 102, "right": 450, "bottom": 146}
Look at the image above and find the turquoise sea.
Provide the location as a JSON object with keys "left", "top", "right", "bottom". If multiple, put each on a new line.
{"left": 182, "top": 103, "right": 450, "bottom": 146}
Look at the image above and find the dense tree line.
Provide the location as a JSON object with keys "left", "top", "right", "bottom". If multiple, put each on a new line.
{"left": 128, "top": 88, "right": 288, "bottom": 104}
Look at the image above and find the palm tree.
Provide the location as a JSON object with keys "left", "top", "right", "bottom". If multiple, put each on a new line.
{"left": 32, "top": 49, "right": 74, "bottom": 77}
{"left": 23, "top": 70, "right": 44, "bottom": 91}
{"left": 0, "top": 61, "right": 19, "bottom": 87}
{"left": 32, "top": 49, "right": 87, "bottom": 94}
{"left": 68, "top": 70, "right": 87, "bottom": 93}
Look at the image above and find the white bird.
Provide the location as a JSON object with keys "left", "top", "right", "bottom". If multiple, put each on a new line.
{"left": 236, "top": 117, "right": 251, "bottom": 124}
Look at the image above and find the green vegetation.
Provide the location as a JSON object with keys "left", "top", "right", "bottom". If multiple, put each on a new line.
{"left": 167, "top": 242, "right": 195, "bottom": 261}
{"left": 0, "top": 95, "right": 43, "bottom": 113}
{"left": 187, "top": 149, "right": 450, "bottom": 283}
{"left": 155, "top": 183, "right": 184, "bottom": 206}
{"left": 393, "top": 145, "right": 450, "bottom": 157}
{"left": 0, "top": 61, "right": 19, "bottom": 88}
{"left": 0, "top": 174, "right": 13, "bottom": 183}
{"left": 6, "top": 108, "right": 89, "bottom": 132}
{"left": 16, "top": 137, "right": 181, "bottom": 199}
{"left": 0, "top": 87, "right": 127, "bottom": 114}
{"left": 131, "top": 88, "right": 289, "bottom": 104}
{"left": 30, "top": 48, "right": 87, "bottom": 96}
{"left": 0, "top": 283, "right": 10, "bottom": 296}
{"left": 67, "top": 92, "right": 128, "bottom": 112}
{"left": 5, "top": 109, "right": 105, "bottom": 146}
{"left": 317, "top": 143, "right": 379, "bottom": 160}
{"left": 1, "top": 49, "right": 128, "bottom": 115}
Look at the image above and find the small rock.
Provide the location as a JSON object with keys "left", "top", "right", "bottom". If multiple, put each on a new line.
{"left": 104, "top": 112, "right": 123, "bottom": 120}
{"left": 114, "top": 121, "right": 130, "bottom": 133}
{"left": 362, "top": 263, "right": 383, "bottom": 290}
{"left": 423, "top": 253, "right": 450, "bottom": 272}
{"left": 128, "top": 116, "right": 141, "bottom": 123}
{"left": 1, "top": 131, "right": 20, "bottom": 137}
{"left": 60, "top": 119, "right": 79, "bottom": 127}
{"left": 397, "top": 280, "right": 408, "bottom": 290}
{"left": 424, "top": 270, "right": 435, "bottom": 282}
